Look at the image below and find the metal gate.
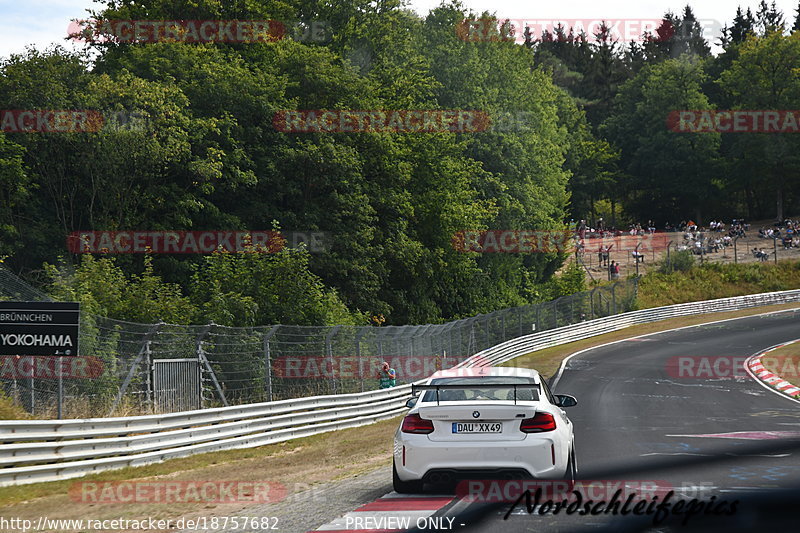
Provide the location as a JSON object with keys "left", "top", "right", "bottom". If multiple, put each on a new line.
{"left": 153, "top": 359, "right": 201, "bottom": 413}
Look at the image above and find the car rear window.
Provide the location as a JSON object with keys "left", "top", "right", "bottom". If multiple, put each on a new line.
{"left": 421, "top": 376, "right": 539, "bottom": 402}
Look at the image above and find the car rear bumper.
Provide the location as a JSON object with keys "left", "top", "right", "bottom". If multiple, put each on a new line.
{"left": 394, "top": 434, "right": 566, "bottom": 482}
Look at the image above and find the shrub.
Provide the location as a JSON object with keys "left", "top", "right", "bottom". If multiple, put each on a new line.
{"left": 659, "top": 249, "right": 694, "bottom": 273}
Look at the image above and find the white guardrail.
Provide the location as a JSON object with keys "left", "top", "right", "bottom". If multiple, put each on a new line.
{"left": 2, "top": 289, "right": 800, "bottom": 487}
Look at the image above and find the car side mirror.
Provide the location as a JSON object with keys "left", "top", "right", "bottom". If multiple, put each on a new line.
{"left": 405, "top": 397, "right": 417, "bottom": 409}
{"left": 554, "top": 394, "right": 577, "bottom": 407}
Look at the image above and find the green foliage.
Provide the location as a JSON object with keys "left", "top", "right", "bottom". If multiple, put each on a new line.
{"left": 189, "top": 243, "right": 366, "bottom": 326}
{"left": 0, "top": 390, "right": 31, "bottom": 420}
{"left": 45, "top": 255, "right": 195, "bottom": 323}
{"left": 526, "top": 261, "right": 587, "bottom": 302}
{"left": 639, "top": 259, "right": 800, "bottom": 308}
{"left": 660, "top": 250, "right": 695, "bottom": 273}
{"left": 10, "top": 1, "right": 800, "bottom": 328}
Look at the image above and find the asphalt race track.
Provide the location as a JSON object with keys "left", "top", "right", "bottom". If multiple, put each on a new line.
{"left": 435, "top": 309, "right": 800, "bottom": 532}
{"left": 246, "top": 309, "right": 800, "bottom": 533}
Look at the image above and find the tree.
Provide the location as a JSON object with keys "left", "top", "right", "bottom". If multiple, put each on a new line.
{"left": 718, "top": 31, "right": 800, "bottom": 220}
{"left": 755, "top": 0, "right": 786, "bottom": 35}
{"left": 603, "top": 58, "right": 721, "bottom": 224}
{"left": 0, "top": 134, "right": 30, "bottom": 258}
{"left": 794, "top": 1, "right": 800, "bottom": 32}
{"left": 721, "top": 7, "right": 756, "bottom": 47}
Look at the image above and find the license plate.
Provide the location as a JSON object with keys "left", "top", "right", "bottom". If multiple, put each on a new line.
{"left": 452, "top": 422, "right": 502, "bottom": 434}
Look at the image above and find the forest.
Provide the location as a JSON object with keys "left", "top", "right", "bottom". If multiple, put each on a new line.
{"left": 1, "top": 0, "right": 798, "bottom": 326}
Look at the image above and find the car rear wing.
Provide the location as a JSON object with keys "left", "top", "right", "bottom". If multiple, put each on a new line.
{"left": 411, "top": 383, "right": 541, "bottom": 405}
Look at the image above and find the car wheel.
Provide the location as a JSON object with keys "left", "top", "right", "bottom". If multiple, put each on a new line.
{"left": 393, "top": 459, "right": 424, "bottom": 494}
{"left": 564, "top": 447, "right": 577, "bottom": 490}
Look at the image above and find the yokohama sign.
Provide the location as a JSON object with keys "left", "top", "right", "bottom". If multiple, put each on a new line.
{"left": 0, "top": 302, "right": 80, "bottom": 357}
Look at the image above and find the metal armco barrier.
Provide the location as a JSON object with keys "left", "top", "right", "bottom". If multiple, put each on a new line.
{"left": 1, "top": 289, "right": 799, "bottom": 487}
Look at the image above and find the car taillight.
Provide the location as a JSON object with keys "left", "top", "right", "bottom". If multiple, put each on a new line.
{"left": 402, "top": 414, "right": 434, "bottom": 434}
{"left": 520, "top": 412, "right": 556, "bottom": 433}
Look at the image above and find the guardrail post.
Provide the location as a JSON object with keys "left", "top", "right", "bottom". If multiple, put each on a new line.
{"left": 263, "top": 325, "right": 280, "bottom": 402}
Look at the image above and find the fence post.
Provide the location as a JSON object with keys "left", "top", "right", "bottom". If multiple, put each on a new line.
{"left": 612, "top": 283, "right": 617, "bottom": 314}
{"left": 570, "top": 295, "right": 574, "bottom": 323}
{"left": 326, "top": 325, "right": 342, "bottom": 394}
{"left": 553, "top": 299, "right": 558, "bottom": 329}
{"left": 145, "top": 339, "right": 153, "bottom": 412}
{"left": 196, "top": 323, "right": 228, "bottom": 408}
{"left": 108, "top": 322, "right": 161, "bottom": 415}
{"left": 263, "top": 325, "right": 280, "bottom": 402}
{"left": 57, "top": 355, "right": 63, "bottom": 419}
{"left": 355, "top": 327, "right": 369, "bottom": 392}
{"left": 29, "top": 376, "right": 34, "bottom": 416}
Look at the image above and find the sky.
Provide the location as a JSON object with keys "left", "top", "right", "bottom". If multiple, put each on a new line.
{"left": 0, "top": 0, "right": 797, "bottom": 58}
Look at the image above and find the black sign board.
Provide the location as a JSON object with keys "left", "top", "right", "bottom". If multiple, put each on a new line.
{"left": 0, "top": 302, "right": 80, "bottom": 356}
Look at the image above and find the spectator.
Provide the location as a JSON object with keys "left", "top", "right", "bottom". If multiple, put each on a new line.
{"left": 378, "top": 361, "right": 396, "bottom": 389}
{"left": 609, "top": 260, "right": 620, "bottom": 280}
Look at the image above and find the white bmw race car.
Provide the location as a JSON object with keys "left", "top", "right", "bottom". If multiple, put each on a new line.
{"left": 393, "top": 366, "right": 577, "bottom": 493}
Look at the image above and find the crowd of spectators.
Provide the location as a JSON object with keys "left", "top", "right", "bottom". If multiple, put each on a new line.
{"left": 573, "top": 216, "right": 797, "bottom": 271}
{"left": 757, "top": 219, "right": 799, "bottom": 250}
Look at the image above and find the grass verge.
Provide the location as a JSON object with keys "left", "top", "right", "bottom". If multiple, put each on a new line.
{"left": 0, "top": 417, "right": 399, "bottom": 526}
{"left": 636, "top": 259, "right": 800, "bottom": 308}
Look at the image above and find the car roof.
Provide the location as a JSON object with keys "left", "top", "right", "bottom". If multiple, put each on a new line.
{"left": 427, "top": 366, "right": 540, "bottom": 382}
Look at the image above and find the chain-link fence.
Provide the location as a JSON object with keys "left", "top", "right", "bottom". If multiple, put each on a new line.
{"left": 0, "top": 267, "right": 637, "bottom": 418}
